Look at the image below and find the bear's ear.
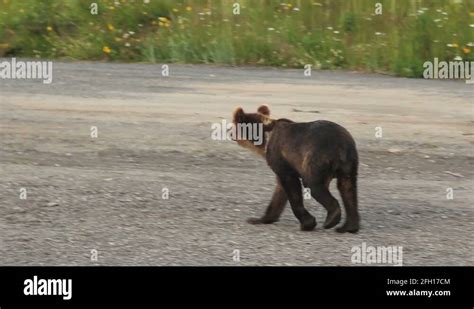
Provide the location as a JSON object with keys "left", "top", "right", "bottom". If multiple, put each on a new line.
{"left": 233, "top": 107, "right": 245, "bottom": 122}
{"left": 257, "top": 105, "right": 270, "bottom": 116}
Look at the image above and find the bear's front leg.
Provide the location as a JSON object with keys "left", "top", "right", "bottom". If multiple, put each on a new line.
{"left": 278, "top": 174, "right": 317, "bottom": 231}
{"left": 247, "top": 178, "right": 288, "bottom": 225}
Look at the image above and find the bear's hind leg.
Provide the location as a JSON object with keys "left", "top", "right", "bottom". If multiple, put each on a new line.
{"left": 336, "top": 175, "right": 359, "bottom": 233}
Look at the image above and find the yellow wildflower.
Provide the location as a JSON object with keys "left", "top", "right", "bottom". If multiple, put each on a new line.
{"left": 463, "top": 47, "right": 471, "bottom": 54}
{"left": 107, "top": 23, "right": 115, "bottom": 31}
{"left": 452, "top": 43, "right": 459, "bottom": 48}
{"left": 46, "top": 26, "right": 53, "bottom": 32}
{"left": 158, "top": 17, "right": 169, "bottom": 22}
{"left": 173, "top": 8, "right": 179, "bottom": 13}
{"left": 102, "top": 46, "right": 112, "bottom": 54}
{"left": 186, "top": 6, "right": 192, "bottom": 12}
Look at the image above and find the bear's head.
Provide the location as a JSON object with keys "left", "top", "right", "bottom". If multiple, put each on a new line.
{"left": 231, "top": 105, "right": 275, "bottom": 157}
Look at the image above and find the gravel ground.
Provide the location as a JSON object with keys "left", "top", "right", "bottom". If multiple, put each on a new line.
{"left": 0, "top": 61, "right": 473, "bottom": 265}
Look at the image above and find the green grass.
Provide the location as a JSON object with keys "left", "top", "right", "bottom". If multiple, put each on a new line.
{"left": 0, "top": 0, "right": 472, "bottom": 77}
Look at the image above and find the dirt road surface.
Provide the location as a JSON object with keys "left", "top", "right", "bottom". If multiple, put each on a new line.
{"left": 0, "top": 62, "right": 473, "bottom": 265}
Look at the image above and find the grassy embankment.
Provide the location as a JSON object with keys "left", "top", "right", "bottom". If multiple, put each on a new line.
{"left": 0, "top": 0, "right": 472, "bottom": 77}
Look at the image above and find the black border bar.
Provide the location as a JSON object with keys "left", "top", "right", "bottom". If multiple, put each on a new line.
{"left": 0, "top": 266, "right": 472, "bottom": 306}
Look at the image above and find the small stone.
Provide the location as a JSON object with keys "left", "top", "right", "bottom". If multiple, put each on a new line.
{"left": 46, "top": 202, "right": 59, "bottom": 207}
{"left": 388, "top": 147, "right": 402, "bottom": 153}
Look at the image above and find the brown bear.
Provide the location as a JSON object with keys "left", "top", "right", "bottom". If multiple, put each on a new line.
{"left": 231, "top": 105, "right": 359, "bottom": 233}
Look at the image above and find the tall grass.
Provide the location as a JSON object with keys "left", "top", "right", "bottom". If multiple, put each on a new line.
{"left": 0, "top": 0, "right": 472, "bottom": 77}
